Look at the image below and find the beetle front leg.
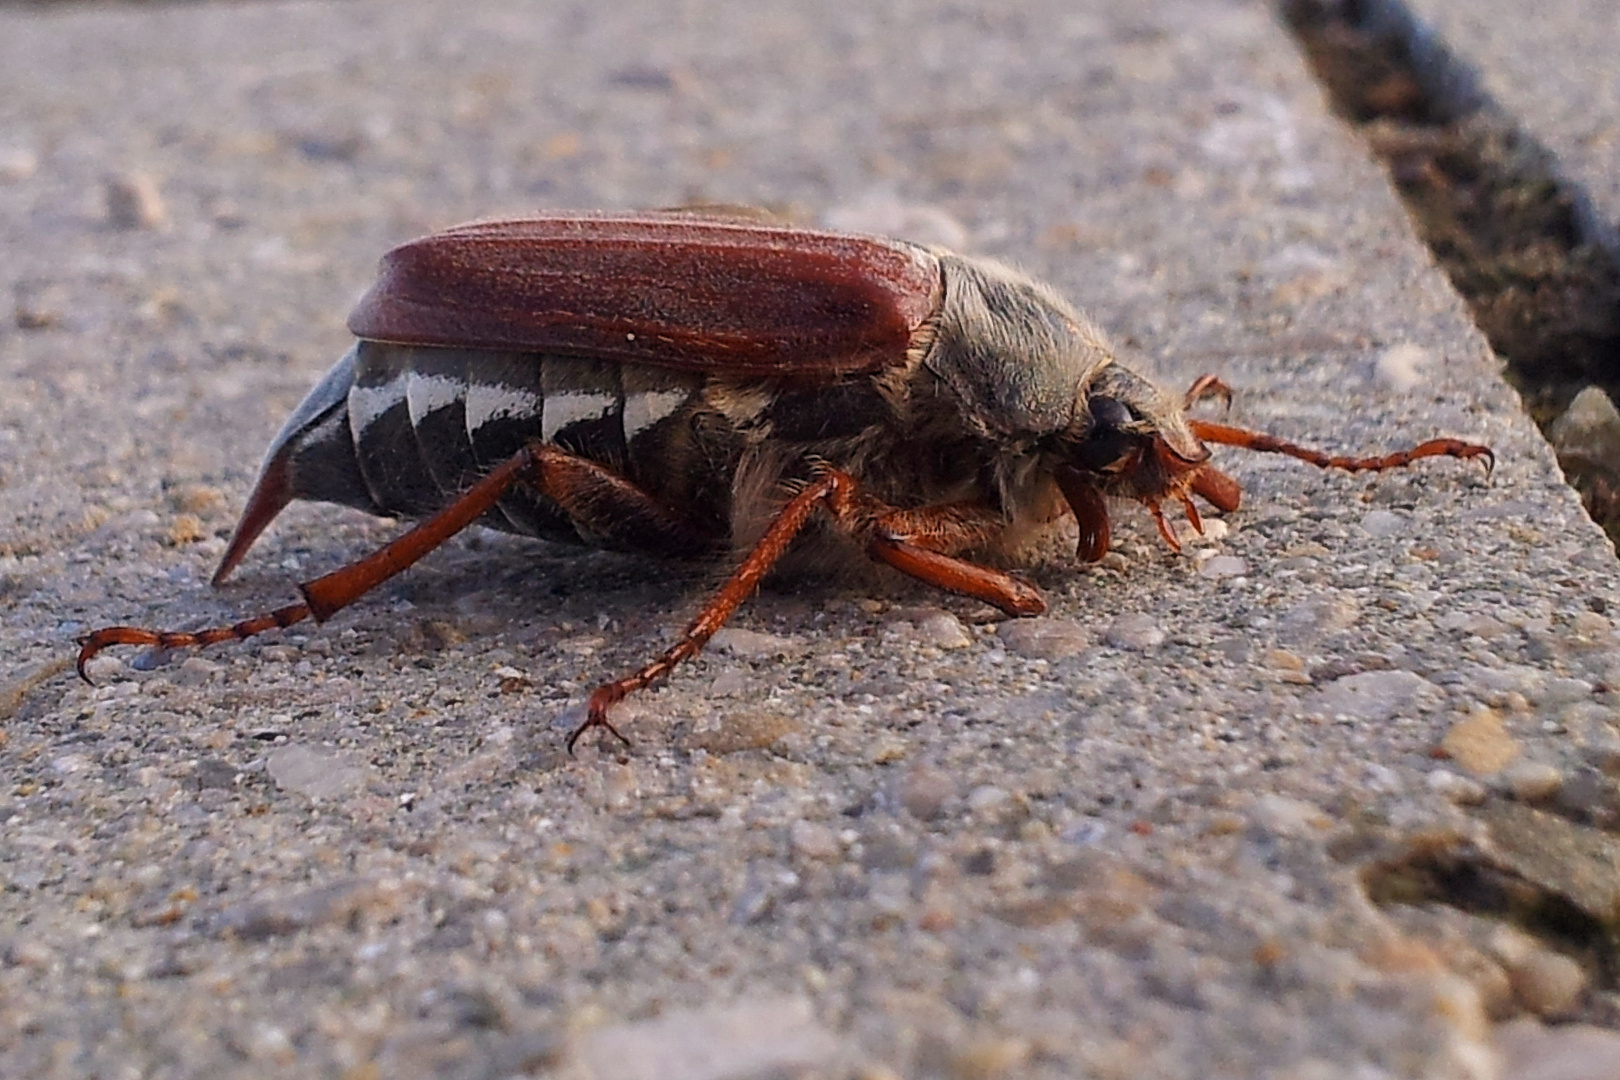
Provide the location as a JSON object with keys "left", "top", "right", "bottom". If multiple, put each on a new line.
{"left": 857, "top": 507, "right": 1046, "bottom": 618}
{"left": 1187, "top": 419, "right": 1494, "bottom": 475}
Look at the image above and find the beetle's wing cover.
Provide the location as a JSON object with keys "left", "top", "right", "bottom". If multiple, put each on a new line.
{"left": 348, "top": 214, "right": 943, "bottom": 376}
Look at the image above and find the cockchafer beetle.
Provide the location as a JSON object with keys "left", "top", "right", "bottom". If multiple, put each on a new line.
{"left": 79, "top": 210, "right": 1493, "bottom": 748}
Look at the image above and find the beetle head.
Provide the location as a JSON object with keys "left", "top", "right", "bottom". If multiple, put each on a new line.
{"left": 1050, "top": 362, "right": 1239, "bottom": 562}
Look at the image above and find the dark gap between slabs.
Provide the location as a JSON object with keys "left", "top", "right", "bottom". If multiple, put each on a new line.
{"left": 1282, "top": 0, "right": 1620, "bottom": 546}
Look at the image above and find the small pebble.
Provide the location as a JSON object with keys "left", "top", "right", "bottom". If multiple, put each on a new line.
{"left": 1534, "top": 676, "right": 1593, "bottom": 707}
{"left": 1097, "top": 551, "right": 1131, "bottom": 572}
{"left": 1441, "top": 706, "right": 1523, "bottom": 776}
{"left": 1103, "top": 614, "right": 1164, "bottom": 650}
{"left": 1374, "top": 343, "right": 1432, "bottom": 392}
{"left": 966, "top": 785, "right": 1010, "bottom": 814}
{"left": 492, "top": 665, "right": 532, "bottom": 694}
{"left": 866, "top": 872, "right": 910, "bottom": 917}
{"left": 233, "top": 1022, "right": 294, "bottom": 1063}
{"left": 1568, "top": 610, "right": 1612, "bottom": 643}
{"left": 912, "top": 611, "right": 971, "bottom": 650}
{"left": 1198, "top": 554, "right": 1247, "bottom": 578}
{"left": 789, "top": 821, "right": 840, "bottom": 861}
{"left": 868, "top": 737, "right": 907, "bottom": 765}
{"left": 1359, "top": 509, "right": 1407, "bottom": 538}
{"left": 710, "top": 627, "right": 797, "bottom": 659}
{"left": 1549, "top": 386, "right": 1620, "bottom": 473}
{"left": 1248, "top": 793, "right": 1329, "bottom": 836}
{"left": 104, "top": 170, "right": 168, "bottom": 230}
{"left": 1279, "top": 596, "right": 1361, "bottom": 643}
{"left": 1507, "top": 949, "right": 1586, "bottom": 1018}
{"left": 1501, "top": 761, "right": 1564, "bottom": 802}
{"left": 266, "top": 743, "right": 368, "bottom": 801}
{"left": 164, "top": 513, "right": 206, "bottom": 545}
{"left": 1440, "top": 611, "right": 1511, "bottom": 639}
{"left": 898, "top": 763, "right": 957, "bottom": 820}
{"left": 1314, "top": 670, "right": 1436, "bottom": 723}
{"left": 1426, "top": 769, "right": 1487, "bottom": 805}
{"left": 997, "top": 617, "right": 1089, "bottom": 659}
{"left": 709, "top": 669, "right": 749, "bottom": 697}
{"left": 1177, "top": 517, "right": 1230, "bottom": 547}
{"left": 1264, "top": 649, "right": 1305, "bottom": 672}
{"left": 174, "top": 656, "right": 222, "bottom": 686}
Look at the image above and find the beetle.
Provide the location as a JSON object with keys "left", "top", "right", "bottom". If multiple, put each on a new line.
{"left": 78, "top": 210, "right": 1492, "bottom": 749}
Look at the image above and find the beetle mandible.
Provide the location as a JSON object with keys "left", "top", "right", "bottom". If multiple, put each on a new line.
{"left": 78, "top": 211, "right": 1492, "bottom": 748}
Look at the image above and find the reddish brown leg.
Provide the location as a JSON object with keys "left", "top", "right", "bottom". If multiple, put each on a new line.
{"left": 577, "top": 469, "right": 856, "bottom": 751}
{"left": 1053, "top": 466, "right": 1111, "bottom": 563}
{"left": 1190, "top": 465, "right": 1243, "bottom": 513}
{"left": 854, "top": 497, "right": 1045, "bottom": 615}
{"left": 1188, "top": 419, "right": 1494, "bottom": 474}
{"left": 863, "top": 516, "right": 1046, "bottom": 617}
{"left": 1145, "top": 501, "right": 1182, "bottom": 552}
{"left": 78, "top": 444, "right": 706, "bottom": 679}
{"left": 1178, "top": 493, "right": 1203, "bottom": 535}
{"left": 575, "top": 468, "right": 1044, "bottom": 751}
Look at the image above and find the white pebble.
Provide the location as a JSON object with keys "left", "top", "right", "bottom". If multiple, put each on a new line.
{"left": 1198, "top": 555, "right": 1248, "bottom": 578}
{"left": 1104, "top": 614, "right": 1165, "bottom": 650}
{"left": 266, "top": 744, "right": 368, "bottom": 801}
{"left": 1501, "top": 761, "right": 1564, "bottom": 802}
{"left": 710, "top": 627, "right": 797, "bottom": 659}
{"left": 1313, "top": 670, "right": 1437, "bottom": 723}
{"left": 1508, "top": 949, "right": 1587, "bottom": 1017}
{"left": 1375, "top": 343, "right": 1433, "bottom": 392}
{"left": 967, "top": 785, "right": 1011, "bottom": 814}
{"left": 1426, "top": 769, "right": 1486, "bottom": 805}
{"left": 913, "top": 612, "right": 971, "bottom": 650}
{"left": 1360, "top": 509, "right": 1407, "bottom": 537}
{"left": 789, "top": 820, "right": 840, "bottom": 861}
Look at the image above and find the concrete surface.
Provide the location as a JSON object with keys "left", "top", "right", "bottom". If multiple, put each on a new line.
{"left": 1, "top": 1, "right": 1617, "bottom": 1078}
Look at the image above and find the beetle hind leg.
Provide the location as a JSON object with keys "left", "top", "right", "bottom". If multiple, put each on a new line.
{"left": 78, "top": 444, "right": 709, "bottom": 681}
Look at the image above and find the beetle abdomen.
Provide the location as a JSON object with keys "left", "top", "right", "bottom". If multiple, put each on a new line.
{"left": 265, "top": 342, "right": 708, "bottom": 547}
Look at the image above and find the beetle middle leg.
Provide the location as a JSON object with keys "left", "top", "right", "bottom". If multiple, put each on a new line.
{"left": 574, "top": 467, "right": 1046, "bottom": 750}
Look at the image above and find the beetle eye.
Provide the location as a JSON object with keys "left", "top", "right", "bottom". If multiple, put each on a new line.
{"left": 1089, "top": 396, "right": 1132, "bottom": 429}
{"left": 1071, "top": 397, "right": 1140, "bottom": 473}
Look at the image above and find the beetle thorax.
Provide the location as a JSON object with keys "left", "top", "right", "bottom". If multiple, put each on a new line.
{"left": 922, "top": 252, "right": 1115, "bottom": 439}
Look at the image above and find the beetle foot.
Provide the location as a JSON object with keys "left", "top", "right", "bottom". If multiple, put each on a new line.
{"left": 568, "top": 688, "right": 633, "bottom": 755}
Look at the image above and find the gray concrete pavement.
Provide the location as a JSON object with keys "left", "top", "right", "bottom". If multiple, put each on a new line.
{"left": 1, "top": 2, "right": 1617, "bottom": 1078}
